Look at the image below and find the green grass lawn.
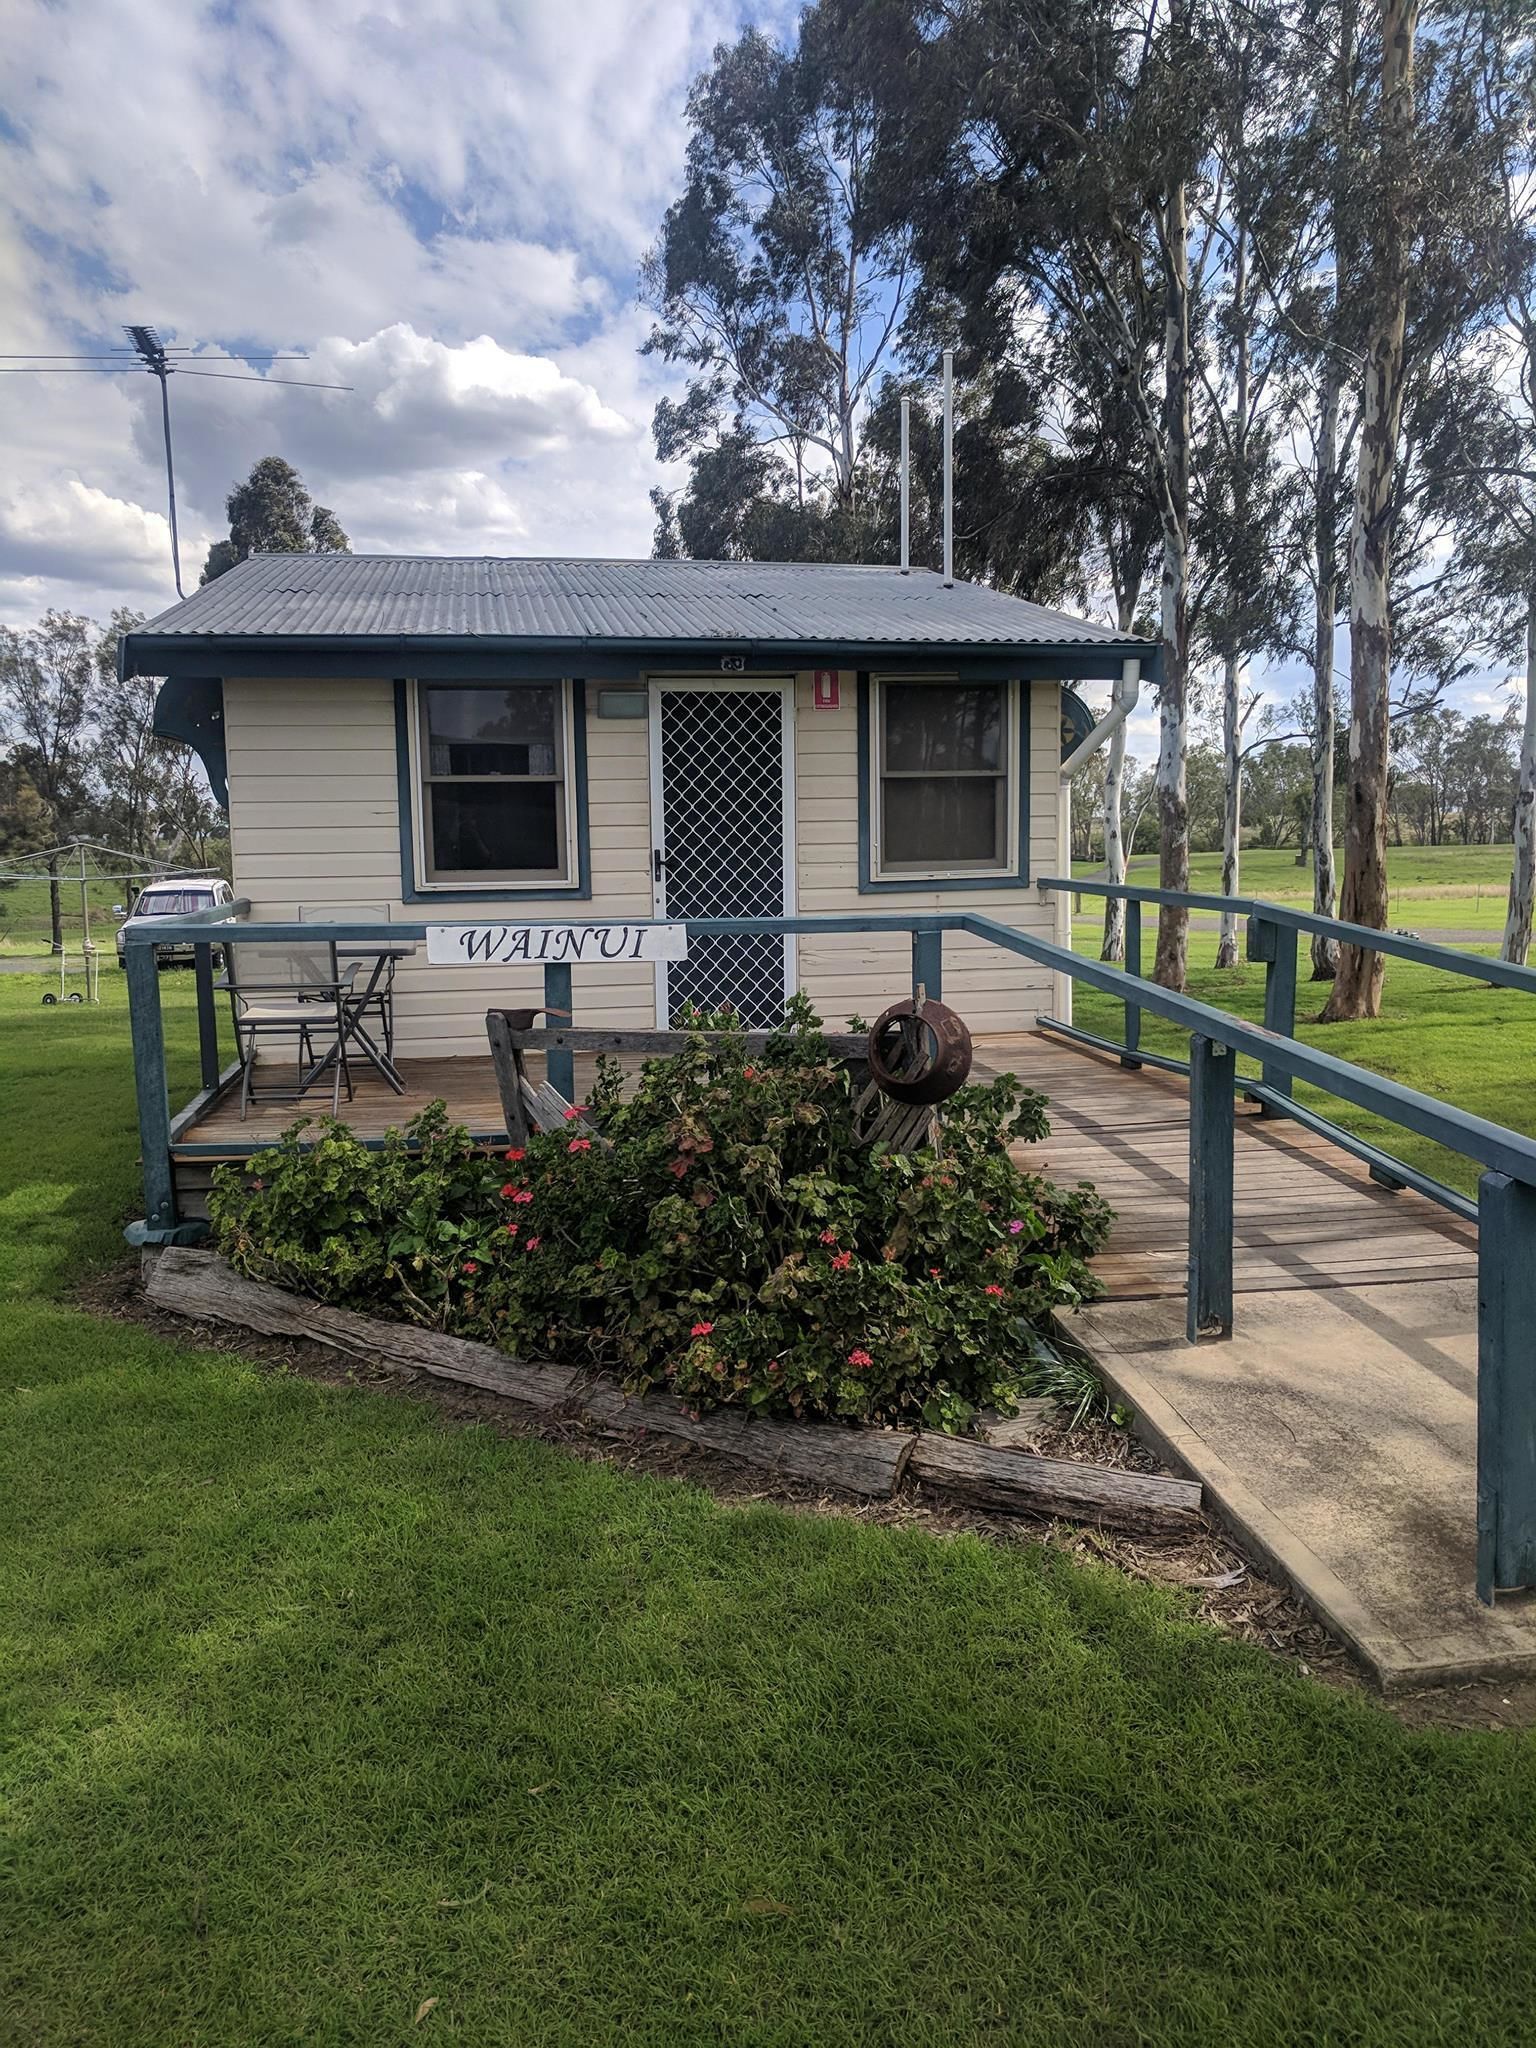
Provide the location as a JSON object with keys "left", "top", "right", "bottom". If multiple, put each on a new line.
{"left": 4, "top": 975, "right": 1536, "bottom": 2044}
{"left": 1075, "top": 843, "right": 1521, "bottom": 931}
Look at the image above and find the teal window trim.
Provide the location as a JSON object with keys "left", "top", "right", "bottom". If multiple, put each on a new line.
{"left": 856, "top": 672, "right": 1032, "bottom": 894}
{"left": 394, "top": 678, "right": 592, "bottom": 903}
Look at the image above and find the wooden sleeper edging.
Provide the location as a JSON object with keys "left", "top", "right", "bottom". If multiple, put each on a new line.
{"left": 144, "top": 1247, "right": 1202, "bottom": 1533}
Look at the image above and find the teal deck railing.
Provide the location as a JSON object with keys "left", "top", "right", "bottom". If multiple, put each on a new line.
{"left": 122, "top": 898, "right": 1536, "bottom": 1602}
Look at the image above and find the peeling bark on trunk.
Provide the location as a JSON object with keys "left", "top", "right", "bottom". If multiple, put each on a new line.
{"left": 1153, "top": 175, "right": 1192, "bottom": 993}
{"left": 1322, "top": 0, "right": 1417, "bottom": 1023}
{"left": 1502, "top": 586, "right": 1536, "bottom": 965}
{"left": 1216, "top": 653, "right": 1243, "bottom": 967}
{"left": 1310, "top": 360, "right": 1341, "bottom": 980}
{"left": 1101, "top": 718, "right": 1128, "bottom": 962}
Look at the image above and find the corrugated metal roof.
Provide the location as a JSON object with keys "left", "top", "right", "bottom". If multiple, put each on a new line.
{"left": 132, "top": 553, "right": 1149, "bottom": 651}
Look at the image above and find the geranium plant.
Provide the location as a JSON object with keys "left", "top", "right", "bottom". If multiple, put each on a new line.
{"left": 210, "top": 997, "right": 1112, "bottom": 1433}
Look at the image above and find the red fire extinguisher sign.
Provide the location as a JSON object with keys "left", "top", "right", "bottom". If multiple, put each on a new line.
{"left": 812, "top": 670, "right": 840, "bottom": 709}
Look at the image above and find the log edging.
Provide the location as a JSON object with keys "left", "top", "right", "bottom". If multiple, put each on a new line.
{"left": 144, "top": 1247, "right": 1203, "bottom": 1532}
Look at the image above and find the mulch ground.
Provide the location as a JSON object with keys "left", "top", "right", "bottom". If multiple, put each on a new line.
{"left": 80, "top": 1258, "right": 1536, "bottom": 1734}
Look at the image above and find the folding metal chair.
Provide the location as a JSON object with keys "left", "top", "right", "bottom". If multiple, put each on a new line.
{"left": 221, "top": 939, "right": 356, "bottom": 1119}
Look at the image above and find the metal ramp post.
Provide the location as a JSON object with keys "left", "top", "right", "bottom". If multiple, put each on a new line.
{"left": 1477, "top": 1171, "right": 1536, "bottom": 1603}
{"left": 1188, "top": 1035, "right": 1235, "bottom": 1342}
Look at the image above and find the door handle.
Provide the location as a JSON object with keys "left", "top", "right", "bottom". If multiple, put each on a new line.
{"left": 653, "top": 848, "right": 665, "bottom": 882}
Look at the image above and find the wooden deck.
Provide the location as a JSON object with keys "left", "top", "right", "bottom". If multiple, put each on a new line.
{"left": 1001, "top": 1034, "right": 1478, "bottom": 1298}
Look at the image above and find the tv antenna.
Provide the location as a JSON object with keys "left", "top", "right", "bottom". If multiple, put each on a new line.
{"left": 0, "top": 325, "right": 353, "bottom": 598}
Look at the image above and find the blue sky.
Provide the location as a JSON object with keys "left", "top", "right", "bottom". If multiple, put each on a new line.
{"left": 0, "top": 0, "right": 795, "bottom": 624}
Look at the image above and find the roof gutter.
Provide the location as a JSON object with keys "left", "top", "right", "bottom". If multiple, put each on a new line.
{"left": 1059, "top": 657, "right": 1141, "bottom": 780}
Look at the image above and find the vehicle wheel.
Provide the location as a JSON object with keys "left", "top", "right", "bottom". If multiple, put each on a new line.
{"left": 67, "top": 991, "right": 84, "bottom": 1004}
{"left": 41, "top": 992, "right": 57, "bottom": 1005}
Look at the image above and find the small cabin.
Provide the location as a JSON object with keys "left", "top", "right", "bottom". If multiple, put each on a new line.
{"left": 123, "top": 553, "right": 1154, "bottom": 1052}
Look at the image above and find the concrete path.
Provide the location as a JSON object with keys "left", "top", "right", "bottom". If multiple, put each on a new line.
{"left": 982, "top": 1032, "right": 1536, "bottom": 1689}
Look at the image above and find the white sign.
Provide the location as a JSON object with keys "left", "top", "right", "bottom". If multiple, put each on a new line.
{"left": 426, "top": 922, "right": 690, "bottom": 967}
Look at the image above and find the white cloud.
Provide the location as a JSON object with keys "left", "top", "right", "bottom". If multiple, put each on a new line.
{"left": 0, "top": 0, "right": 748, "bottom": 621}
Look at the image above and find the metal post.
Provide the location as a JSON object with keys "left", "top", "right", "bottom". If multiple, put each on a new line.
{"left": 194, "top": 941, "right": 221, "bottom": 1090}
{"left": 1246, "top": 913, "right": 1297, "bottom": 1103}
{"left": 899, "top": 395, "right": 910, "bottom": 574}
{"left": 543, "top": 962, "right": 575, "bottom": 1102}
{"left": 912, "top": 924, "right": 943, "bottom": 1005}
{"left": 1187, "top": 1035, "right": 1235, "bottom": 1342}
{"left": 125, "top": 941, "right": 176, "bottom": 1232}
{"left": 1122, "top": 899, "right": 1142, "bottom": 1068}
{"left": 1476, "top": 1171, "right": 1536, "bottom": 1603}
{"left": 941, "top": 349, "right": 954, "bottom": 586}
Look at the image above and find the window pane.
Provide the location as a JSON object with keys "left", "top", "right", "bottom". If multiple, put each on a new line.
{"left": 426, "top": 686, "right": 558, "bottom": 776}
{"left": 429, "top": 783, "right": 562, "bottom": 876}
{"left": 881, "top": 776, "right": 1002, "bottom": 868}
{"left": 883, "top": 683, "right": 1002, "bottom": 773}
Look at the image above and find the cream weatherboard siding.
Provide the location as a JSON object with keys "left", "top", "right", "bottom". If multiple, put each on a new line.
{"left": 222, "top": 670, "right": 1064, "bottom": 1059}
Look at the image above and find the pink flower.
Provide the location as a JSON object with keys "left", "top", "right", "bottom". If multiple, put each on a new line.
{"left": 504, "top": 1147, "right": 525, "bottom": 1162}
{"left": 462, "top": 1261, "right": 479, "bottom": 1276}
{"left": 1007, "top": 1219, "right": 1025, "bottom": 1235}
{"left": 500, "top": 1182, "right": 519, "bottom": 1198}
{"left": 690, "top": 1320, "right": 715, "bottom": 1338}
{"left": 525, "top": 1235, "right": 542, "bottom": 1251}
{"left": 984, "top": 1284, "right": 1005, "bottom": 1297}
{"left": 568, "top": 1137, "right": 592, "bottom": 1153}
{"left": 831, "top": 1250, "right": 853, "bottom": 1272}
{"left": 819, "top": 1227, "right": 838, "bottom": 1246}
{"left": 505, "top": 1221, "right": 519, "bottom": 1237}
{"left": 510, "top": 1189, "right": 533, "bottom": 1205}
{"left": 743, "top": 1065, "right": 758, "bottom": 1080}
{"left": 847, "top": 1347, "right": 873, "bottom": 1369}
{"left": 563, "top": 1105, "right": 588, "bottom": 1121}
{"left": 929, "top": 1267, "right": 942, "bottom": 1279}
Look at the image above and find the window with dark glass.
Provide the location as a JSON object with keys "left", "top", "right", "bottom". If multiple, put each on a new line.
{"left": 416, "top": 683, "right": 573, "bottom": 885}
{"left": 874, "top": 680, "right": 1013, "bottom": 876}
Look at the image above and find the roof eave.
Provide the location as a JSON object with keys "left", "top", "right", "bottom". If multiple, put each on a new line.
{"left": 121, "top": 629, "right": 1161, "bottom": 686}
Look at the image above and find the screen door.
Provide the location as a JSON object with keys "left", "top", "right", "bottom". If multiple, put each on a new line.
{"left": 649, "top": 680, "right": 794, "bottom": 1028}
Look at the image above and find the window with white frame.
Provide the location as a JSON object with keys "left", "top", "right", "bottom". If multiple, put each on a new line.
{"left": 871, "top": 678, "right": 1016, "bottom": 878}
{"left": 413, "top": 682, "right": 577, "bottom": 887}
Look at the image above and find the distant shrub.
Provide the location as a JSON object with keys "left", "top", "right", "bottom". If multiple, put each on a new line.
{"left": 211, "top": 998, "right": 1112, "bottom": 1433}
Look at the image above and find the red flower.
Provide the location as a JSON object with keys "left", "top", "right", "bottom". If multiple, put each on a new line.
{"left": 462, "top": 1260, "right": 479, "bottom": 1275}
{"left": 525, "top": 1235, "right": 542, "bottom": 1251}
{"left": 743, "top": 1065, "right": 758, "bottom": 1080}
{"left": 847, "top": 1347, "right": 873, "bottom": 1369}
{"left": 929, "top": 1267, "right": 942, "bottom": 1279}
{"left": 504, "top": 1147, "right": 525, "bottom": 1162}
{"left": 563, "top": 1105, "right": 588, "bottom": 1121}
{"left": 830, "top": 1250, "right": 853, "bottom": 1272}
{"left": 818, "top": 1227, "right": 838, "bottom": 1245}
{"left": 984, "top": 1283, "right": 1005, "bottom": 1297}
{"left": 510, "top": 1189, "right": 533, "bottom": 1205}
{"left": 690, "top": 1320, "right": 714, "bottom": 1338}
{"left": 568, "top": 1137, "right": 592, "bottom": 1153}
{"left": 500, "top": 1182, "right": 519, "bottom": 1198}
{"left": 505, "top": 1221, "right": 519, "bottom": 1237}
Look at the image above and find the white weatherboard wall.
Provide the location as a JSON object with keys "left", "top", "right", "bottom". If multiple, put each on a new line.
{"left": 222, "top": 671, "right": 1062, "bottom": 1058}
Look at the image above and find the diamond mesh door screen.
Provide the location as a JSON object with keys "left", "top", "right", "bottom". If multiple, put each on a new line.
{"left": 658, "top": 687, "right": 789, "bottom": 1027}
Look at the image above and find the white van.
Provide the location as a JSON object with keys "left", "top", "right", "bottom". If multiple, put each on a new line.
{"left": 115, "top": 878, "right": 235, "bottom": 968}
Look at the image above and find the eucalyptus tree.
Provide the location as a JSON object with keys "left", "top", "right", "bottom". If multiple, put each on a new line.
{"left": 0, "top": 611, "right": 99, "bottom": 950}
{"left": 833, "top": 0, "right": 1220, "bottom": 990}
{"left": 200, "top": 456, "right": 349, "bottom": 584}
{"left": 1428, "top": 6, "right": 1536, "bottom": 957}
{"left": 641, "top": 19, "right": 914, "bottom": 548}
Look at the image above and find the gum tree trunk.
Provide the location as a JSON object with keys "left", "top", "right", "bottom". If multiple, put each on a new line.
{"left": 1310, "top": 359, "right": 1341, "bottom": 979}
{"left": 1216, "top": 653, "right": 1243, "bottom": 967}
{"left": 1502, "top": 585, "right": 1536, "bottom": 965}
{"left": 1153, "top": 174, "right": 1192, "bottom": 993}
{"left": 1101, "top": 719, "right": 1128, "bottom": 961}
{"left": 1323, "top": 0, "right": 1417, "bottom": 1023}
